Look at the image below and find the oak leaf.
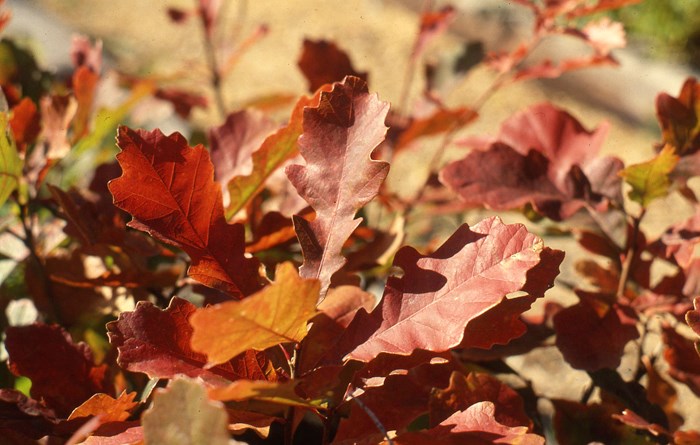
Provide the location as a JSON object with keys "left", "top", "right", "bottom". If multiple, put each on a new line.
{"left": 68, "top": 392, "right": 138, "bottom": 422}
{"left": 106, "top": 297, "right": 277, "bottom": 384}
{"left": 662, "top": 325, "right": 700, "bottom": 396}
{"left": 344, "top": 217, "right": 562, "bottom": 363}
{"left": 656, "top": 77, "right": 700, "bottom": 156}
{"left": 619, "top": 145, "right": 679, "bottom": 208}
{"left": 390, "top": 402, "right": 544, "bottom": 445}
{"left": 142, "top": 379, "right": 229, "bottom": 445}
{"left": 297, "top": 39, "right": 368, "bottom": 92}
{"left": 226, "top": 89, "right": 324, "bottom": 219}
{"left": 108, "top": 125, "right": 263, "bottom": 297}
{"left": 286, "top": 76, "right": 390, "bottom": 299}
{"left": 190, "top": 262, "right": 320, "bottom": 365}
{"left": 0, "top": 111, "right": 22, "bottom": 208}
{"left": 4, "top": 323, "right": 112, "bottom": 417}
{"left": 440, "top": 103, "right": 621, "bottom": 221}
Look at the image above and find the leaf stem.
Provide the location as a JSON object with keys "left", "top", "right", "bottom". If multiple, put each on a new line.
{"left": 616, "top": 209, "right": 645, "bottom": 298}
{"left": 346, "top": 386, "right": 394, "bottom": 445}
{"left": 196, "top": 0, "right": 227, "bottom": 121}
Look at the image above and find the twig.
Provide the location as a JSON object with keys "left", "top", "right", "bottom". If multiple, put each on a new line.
{"left": 346, "top": 386, "right": 394, "bottom": 445}
{"left": 616, "top": 209, "right": 645, "bottom": 298}
{"left": 196, "top": 0, "right": 227, "bottom": 120}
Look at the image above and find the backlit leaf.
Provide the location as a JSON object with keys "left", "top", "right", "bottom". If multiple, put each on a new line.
{"left": 298, "top": 39, "right": 368, "bottom": 92}
{"left": 619, "top": 145, "right": 679, "bottom": 208}
{"left": 68, "top": 392, "right": 138, "bottom": 422}
{"left": 107, "top": 297, "right": 278, "bottom": 384}
{"left": 286, "top": 76, "right": 390, "bottom": 299}
{"left": 0, "top": 111, "right": 21, "bottom": 208}
{"left": 142, "top": 379, "right": 229, "bottom": 445}
{"left": 4, "top": 323, "right": 112, "bottom": 417}
{"left": 344, "top": 217, "right": 562, "bottom": 362}
{"left": 225, "top": 89, "right": 324, "bottom": 219}
{"left": 108, "top": 126, "right": 263, "bottom": 297}
{"left": 190, "top": 262, "right": 320, "bottom": 365}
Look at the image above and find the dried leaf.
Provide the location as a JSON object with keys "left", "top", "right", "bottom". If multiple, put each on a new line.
{"left": 619, "top": 145, "right": 679, "bottom": 208}
{"left": 391, "top": 402, "right": 544, "bottom": 445}
{"left": 286, "top": 76, "right": 390, "bottom": 298}
{"left": 226, "top": 89, "right": 324, "bottom": 219}
{"left": 142, "top": 379, "right": 229, "bottom": 445}
{"left": 344, "top": 217, "right": 562, "bottom": 362}
{"left": 440, "top": 103, "right": 619, "bottom": 221}
{"left": 68, "top": 392, "right": 138, "bottom": 422}
{"left": 107, "top": 297, "right": 278, "bottom": 384}
{"left": 108, "top": 126, "right": 263, "bottom": 297}
{"left": 554, "top": 294, "right": 638, "bottom": 371}
{"left": 4, "top": 323, "right": 112, "bottom": 417}
{"left": 190, "top": 262, "right": 320, "bottom": 365}
{"left": 298, "top": 39, "right": 368, "bottom": 92}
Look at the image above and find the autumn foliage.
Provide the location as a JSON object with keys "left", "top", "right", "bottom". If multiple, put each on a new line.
{"left": 2, "top": 0, "right": 700, "bottom": 444}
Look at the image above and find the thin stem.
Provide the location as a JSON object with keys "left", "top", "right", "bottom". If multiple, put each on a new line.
{"left": 346, "top": 387, "right": 394, "bottom": 445}
{"left": 616, "top": 209, "right": 645, "bottom": 298}
{"left": 196, "top": 0, "right": 227, "bottom": 121}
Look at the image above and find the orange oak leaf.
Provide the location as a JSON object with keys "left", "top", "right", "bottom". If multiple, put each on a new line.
{"left": 207, "top": 380, "right": 312, "bottom": 408}
{"left": 108, "top": 126, "right": 263, "bottom": 297}
{"left": 286, "top": 76, "right": 390, "bottom": 299}
{"left": 190, "top": 262, "right": 320, "bottom": 365}
{"left": 68, "top": 392, "right": 138, "bottom": 422}
{"left": 106, "top": 297, "right": 278, "bottom": 384}
{"left": 9, "top": 97, "right": 40, "bottom": 152}
{"left": 342, "top": 217, "right": 562, "bottom": 363}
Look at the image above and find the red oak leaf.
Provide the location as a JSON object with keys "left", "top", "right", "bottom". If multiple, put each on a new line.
{"left": 297, "top": 39, "right": 368, "bottom": 92}
{"left": 440, "top": 103, "right": 621, "bottom": 221}
{"left": 208, "top": 109, "right": 277, "bottom": 206}
{"left": 344, "top": 216, "right": 562, "bottom": 363}
{"left": 286, "top": 76, "right": 390, "bottom": 299}
{"left": 662, "top": 325, "right": 700, "bottom": 396}
{"left": 4, "top": 324, "right": 112, "bottom": 418}
{"left": 108, "top": 126, "right": 263, "bottom": 298}
{"left": 9, "top": 97, "right": 40, "bottom": 152}
{"left": 554, "top": 292, "right": 639, "bottom": 371}
{"left": 0, "top": 389, "right": 57, "bottom": 441}
{"left": 390, "top": 402, "right": 544, "bottom": 445}
{"left": 429, "top": 371, "right": 532, "bottom": 429}
{"left": 106, "top": 297, "right": 277, "bottom": 385}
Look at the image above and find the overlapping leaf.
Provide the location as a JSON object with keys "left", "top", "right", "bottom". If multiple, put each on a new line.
{"left": 390, "top": 402, "right": 544, "bottom": 445}
{"left": 619, "top": 145, "right": 679, "bottom": 208}
{"left": 190, "top": 262, "right": 320, "bottom": 365}
{"left": 286, "top": 76, "right": 390, "bottom": 298}
{"left": 4, "top": 323, "right": 112, "bottom": 417}
{"left": 225, "top": 89, "right": 324, "bottom": 219}
{"left": 343, "top": 217, "right": 562, "bottom": 362}
{"left": 0, "top": 111, "right": 22, "bottom": 208}
{"left": 68, "top": 392, "right": 138, "bottom": 422}
{"left": 106, "top": 297, "right": 277, "bottom": 384}
{"left": 142, "top": 379, "right": 229, "bottom": 445}
{"left": 108, "top": 126, "right": 263, "bottom": 297}
{"left": 297, "top": 39, "right": 368, "bottom": 92}
{"left": 656, "top": 77, "right": 700, "bottom": 156}
{"left": 440, "top": 103, "right": 621, "bottom": 221}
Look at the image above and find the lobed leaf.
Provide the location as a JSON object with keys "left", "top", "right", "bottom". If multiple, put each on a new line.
{"left": 0, "top": 111, "right": 22, "bottom": 208}
{"left": 4, "top": 323, "right": 112, "bottom": 417}
{"left": 142, "top": 379, "right": 229, "bottom": 445}
{"left": 619, "top": 145, "right": 679, "bottom": 208}
{"left": 106, "top": 297, "right": 277, "bottom": 384}
{"left": 344, "top": 216, "right": 563, "bottom": 363}
{"left": 286, "top": 76, "right": 390, "bottom": 299}
{"left": 225, "top": 89, "right": 323, "bottom": 219}
{"left": 108, "top": 126, "right": 263, "bottom": 297}
{"left": 190, "top": 262, "right": 320, "bottom": 366}
{"left": 68, "top": 392, "right": 138, "bottom": 422}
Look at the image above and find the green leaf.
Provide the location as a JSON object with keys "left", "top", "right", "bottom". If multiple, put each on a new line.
{"left": 619, "top": 145, "right": 679, "bottom": 208}
{"left": 0, "top": 112, "right": 22, "bottom": 208}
